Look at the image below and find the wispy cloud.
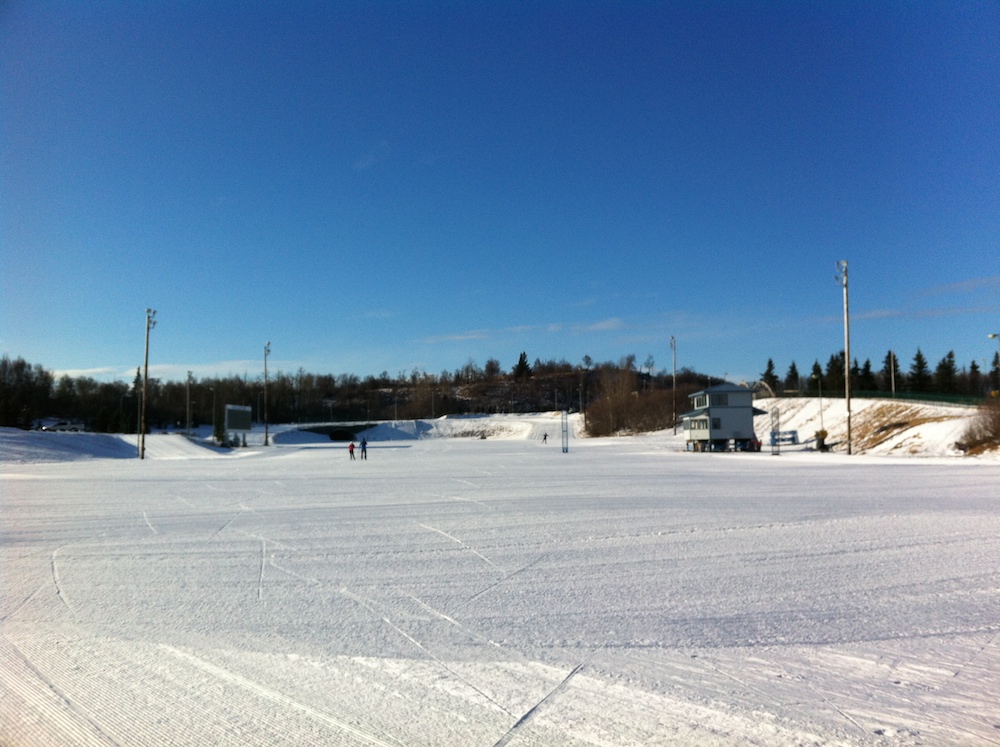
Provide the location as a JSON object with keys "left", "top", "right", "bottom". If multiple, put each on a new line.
{"left": 53, "top": 360, "right": 303, "bottom": 383}
{"left": 849, "top": 304, "right": 1000, "bottom": 322}
{"left": 922, "top": 275, "right": 1000, "bottom": 297}
{"left": 422, "top": 330, "right": 491, "bottom": 344}
{"left": 52, "top": 366, "right": 126, "bottom": 380}
{"left": 574, "top": 317, "right": 625, "bottom": 333}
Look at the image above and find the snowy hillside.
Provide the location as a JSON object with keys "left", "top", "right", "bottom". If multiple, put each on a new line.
{"left": 754, "top": 397, "right": 981, "bottom": 458}
{"left": 3, "top": 398, "right": 989, "bottom": 465}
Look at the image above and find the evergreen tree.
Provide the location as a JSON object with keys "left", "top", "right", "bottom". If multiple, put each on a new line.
{"left": 933, "top": 351, "right": 958, "bottom": 394}
{"left": 965, "top": 360, "right": 981, "bottom": 397}
{"left": 761, "top": 358, "right": 779, "bottom": 393}
{"left": 512, "top": 352, "right": 532, "bottom": 379}
{"left": 880, "top": 350, "right": 902, "bottom": 393}
{"left": 909, "top": 348, "right": 931, "bottom": 393}
{"left": 858, "top": 359, "right": 877, "bottom": 391}
{"left": 784, "top": 361, "right": 800, "bottom": 392}
{"left": 825, "top": 352, "right": 845, "bottom": 392}
{"left": 808, "top": 361, "right": 823, "bottom": 394}
{"left": 990, "top": 352, "right": 1000, "bottom": 394}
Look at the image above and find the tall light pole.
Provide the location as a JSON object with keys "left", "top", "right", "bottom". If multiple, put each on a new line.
{"left": 836, "top": 261, "right": 851, "bottom": 455}
{"left": 186, "top": 371, "right": 193, "bottom": 436}
{"left": 989, "top": 334, "right": 1000, "bottom": 394}
{"left": 140, "top": 308, "right": 156, "bottom": 459}
{"left": 670, "top": 336, "right": 677, "bottom": 435}
{"left": 264, "top": 341, "right": 271, "bottom": 446}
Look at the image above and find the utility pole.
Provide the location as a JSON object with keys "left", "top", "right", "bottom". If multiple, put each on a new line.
{"left": 836, "top": 261, "right": 851, "bottom": 455}
{"left": 670, "top": 336, "right": 677, "bottom": 435}
{"left": 140, "top": 308, "right": 156, "bottom": 459}
{"left": 264, "top": 341, "right": 271, "bottom": 446}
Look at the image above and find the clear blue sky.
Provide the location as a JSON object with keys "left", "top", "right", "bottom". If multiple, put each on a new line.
{"left": 3, "top": 1, "right": 999, "bottom": 386}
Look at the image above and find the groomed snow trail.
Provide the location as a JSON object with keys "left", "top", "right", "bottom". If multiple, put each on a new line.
{"left": 2, "top": 432, "right": 999, "bottom": 745}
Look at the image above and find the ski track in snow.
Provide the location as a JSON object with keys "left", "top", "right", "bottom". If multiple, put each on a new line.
{"left": 418, "top": 522, "right": 504, "bottom": 572}
{"left": 3, "top": 413, "right": 1000, "bottom": 746}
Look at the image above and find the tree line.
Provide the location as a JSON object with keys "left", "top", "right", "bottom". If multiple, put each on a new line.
{"left": 760, "top": 348, "right": 1000, "bottom": 400}
{"left": 3, "top": 345, "right": 998, "bottom": 438}
{"left": 0, "top": 353, "right": 706, "bottom": 436}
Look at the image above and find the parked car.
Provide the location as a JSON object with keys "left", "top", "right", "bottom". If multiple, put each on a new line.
{"left": 40, "top": 421, "right": 87, "bottom": 432}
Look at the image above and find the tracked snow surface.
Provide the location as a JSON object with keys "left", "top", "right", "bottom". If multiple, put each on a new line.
{"left": 2, "top": 403, "right": 999, "bottom": 746}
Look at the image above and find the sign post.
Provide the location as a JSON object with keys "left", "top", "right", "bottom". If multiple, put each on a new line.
{"left": 225, "top": 405, "right": 253, "bottom": 446}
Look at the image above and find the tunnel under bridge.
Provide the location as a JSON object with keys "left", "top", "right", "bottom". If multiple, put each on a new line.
{"left": 299, "top": 422, "right": 378, "bottom": 442}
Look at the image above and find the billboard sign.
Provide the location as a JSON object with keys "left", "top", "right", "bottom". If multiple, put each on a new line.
{"left": 225, "top": 405, "right": 253, "bottom": 432}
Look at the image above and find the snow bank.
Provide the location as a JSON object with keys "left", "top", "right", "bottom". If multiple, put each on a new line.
{"left": 754, "top": 397, "right": 981, "bottom": 458}
{"left": 0, "top": 427, "right": 138, "bottom": 463}
{"left": 3, "top": 402, "right": 993, "bottom": 465}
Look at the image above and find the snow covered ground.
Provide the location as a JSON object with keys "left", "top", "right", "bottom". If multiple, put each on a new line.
{"left": 2, "top": 405, "right": 999, "bottom": 746}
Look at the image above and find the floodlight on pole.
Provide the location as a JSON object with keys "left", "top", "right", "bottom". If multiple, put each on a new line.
{"left": 835, "top": 261, "right": 851, "bottom": 455}
{"left": 140, "top": 309, "right": 156, "bottom": 459}
{"left": 264, "top": 341, "right": 271, "bottom": 446}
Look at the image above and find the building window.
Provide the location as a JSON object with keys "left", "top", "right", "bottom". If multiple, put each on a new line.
{"left": 710, "top": 394, "right": 728, "bottom": 406}
{"left": 712, "top": 418, "right": 721, "bottom": 429}
{"left": 694, "top": 395, "right": 708, "bottom": 409}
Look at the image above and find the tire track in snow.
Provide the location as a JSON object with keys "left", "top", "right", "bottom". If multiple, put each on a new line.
{"left": 50, "top": 545, "right": 75, "bottom": 616}
{"left": 212, "top": 509, "right": 242, "bottom": 537}
{"left": 338, "top": 587, "right": 516, "bottom": 719}
{"left": 0, "top": 581, "right": 45, "bottom": 624}
{"left": 455, "top": 552, "right": 550, "bottom": 611}
{"left": 159, "top": 644, "right": 403, "bottom": 747}
{"left": 492, "top": 662, "right": 585, "bottom": 747}
{"left": 418, "top": 522, "right": 503, "bottom": 572}
{"left": 376, "top": 615, "right": 516, "bottom": 718}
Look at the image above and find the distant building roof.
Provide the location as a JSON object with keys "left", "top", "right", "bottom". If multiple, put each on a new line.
{"left": 687, "top": 383, "right": 753, "bottom": 398}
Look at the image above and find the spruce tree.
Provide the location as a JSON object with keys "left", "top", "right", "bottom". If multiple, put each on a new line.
{"left": 909, "top": 348, "right": 931, "bottom": 393}
{"left": 825, "top": 352, "right": 845, "bottom": 392}
{"left": 784, "top": 361, "right": 800, "bottom": 392}
{"left": 761, "top": 359, "right": 779, "bottom": 393}
{"left": 965, "top": 360, "right": 981, "bottom": 397}
{"left": 808, "top": 361, "right": 823, "bottom": 394}
{"left": 858, "top": 359, "right": 877, "bottom": 391}
{"left": 512, "top": 352, "right": 532, "bottom": 379}
{"left": 880, "top": 351, "right": 902, "bottom": 392}
{"left": 933, "top": 351, "right": 958, "bottom": 394}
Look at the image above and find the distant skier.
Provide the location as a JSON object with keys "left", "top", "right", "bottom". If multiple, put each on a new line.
{"left": 348, "top": 441, "right": 355, "bottom": 460}
{"left": 542, "top": 432, "right": 548, "bottom": 444}
{"left": 360, "top": 438, "right": 367, "bottom": 460}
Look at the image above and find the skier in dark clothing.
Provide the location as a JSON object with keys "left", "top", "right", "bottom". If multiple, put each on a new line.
{"left": 348, "top": 442, "right": 355, "bottom": 460}
{"left": 360, "top": 438, "right": 367, "bottom": 460}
